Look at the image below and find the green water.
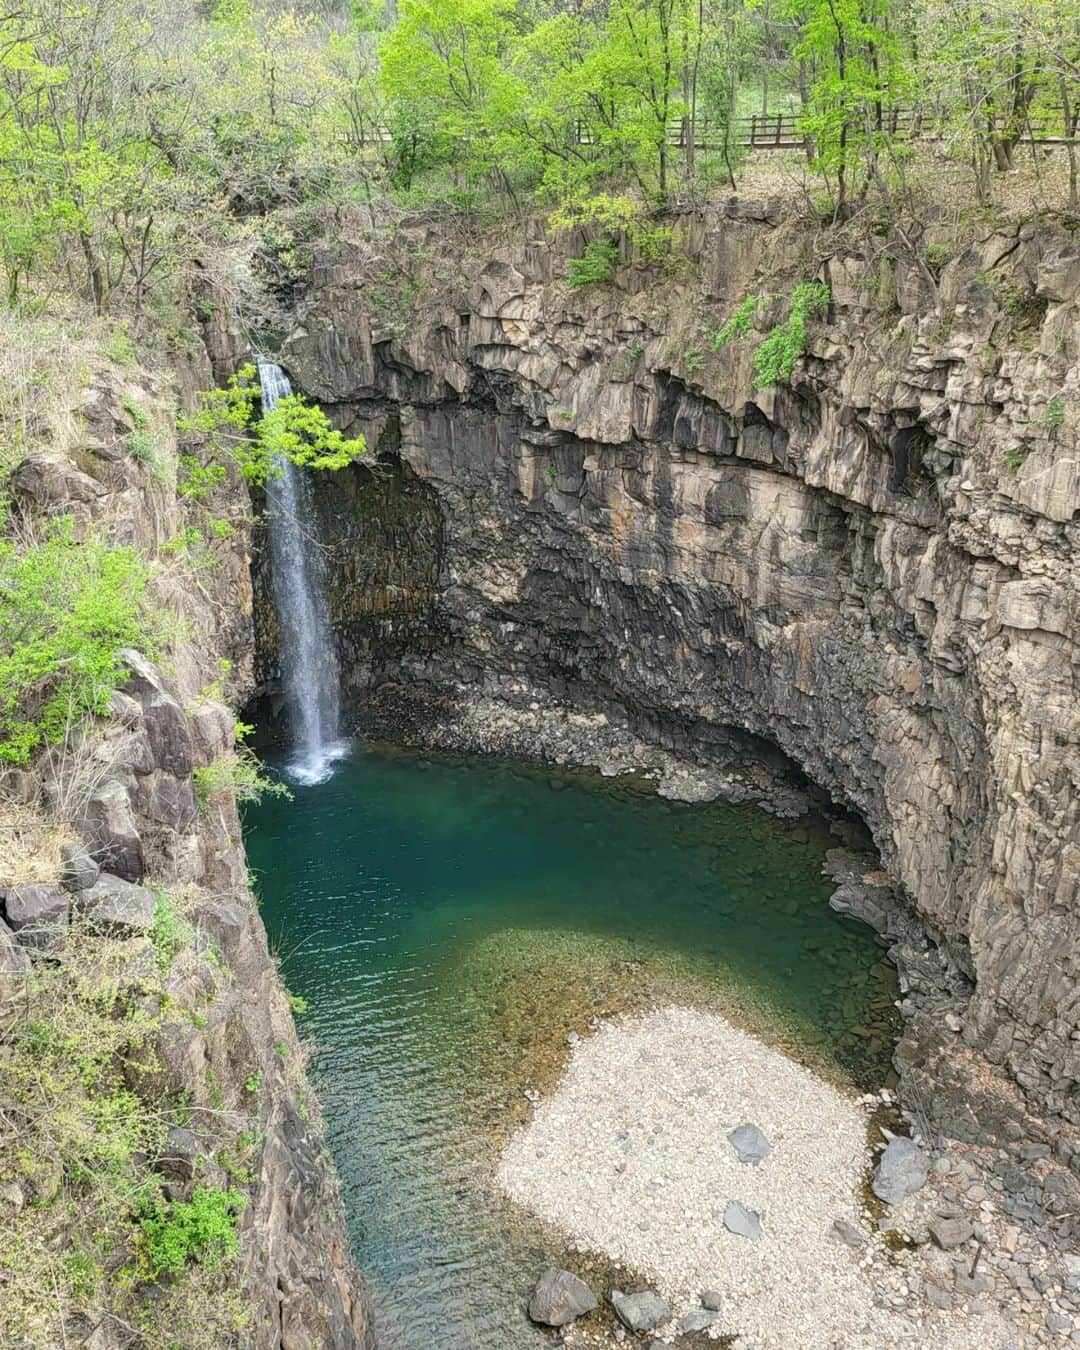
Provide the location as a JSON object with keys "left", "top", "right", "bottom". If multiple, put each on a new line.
{"left": 245, "top": 745, "right": 899, "bottom": 1348}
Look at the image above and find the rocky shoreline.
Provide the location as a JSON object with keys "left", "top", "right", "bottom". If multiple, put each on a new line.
{"left": 340, "top": 680, "right": 1080, "bottom": 1344}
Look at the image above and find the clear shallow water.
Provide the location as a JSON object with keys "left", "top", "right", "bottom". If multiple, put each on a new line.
{"left": 245, "top": 746, "right": 900, "bottom": 1349}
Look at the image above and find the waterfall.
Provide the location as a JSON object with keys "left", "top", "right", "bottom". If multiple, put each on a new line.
{"left": 258, "top": 359, "right": 347, "bottom": 785}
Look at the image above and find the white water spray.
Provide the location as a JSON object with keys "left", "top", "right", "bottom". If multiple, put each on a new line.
{"left": 258, "top": 359, "right": 347, "bottom": 785}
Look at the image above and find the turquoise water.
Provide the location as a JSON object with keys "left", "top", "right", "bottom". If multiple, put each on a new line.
{"left": 245, "top": 746, "right": 899, "bottom": 1348}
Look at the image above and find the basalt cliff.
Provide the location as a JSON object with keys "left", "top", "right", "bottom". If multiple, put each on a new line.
{"left": 269, "top": 202, "right": 1078, "bottom": 1144}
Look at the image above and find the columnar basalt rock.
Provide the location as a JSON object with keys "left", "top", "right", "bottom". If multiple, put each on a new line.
{"left": 280, "top": 203, "right": 1079, "bottom": 1133}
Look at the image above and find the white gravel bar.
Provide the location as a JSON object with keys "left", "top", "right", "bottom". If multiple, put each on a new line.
{"left": 498, "top": 1006, "right": 1020, "bottom": 1349}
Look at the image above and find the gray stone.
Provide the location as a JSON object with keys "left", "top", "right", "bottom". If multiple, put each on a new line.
{"left": 3, "top": 883, "right": 69, "bottom": 953}
{"left": 723, "top": 1201, "right": 762, "bottom": 1241}
{"left": 80, "top": 779, "right": 143, "bottom": 882}
{"left": 728, "top": 1123, "right": 772, "bottom": 1166}
{"left": 679, "top": 1307, "right": 722, "bottom": 1334}
{"left": 872, "top": 1137, "right": 930, "bottom": 1205}
{"left": 700, "top": 1289, "right": 723, "bottom": 1311}
{"left": 929, "top": 1214, "right": 975, "bottom": 1250}
{"left": 60, "top": 842, "right": 100, "bottom": 893}
{"left": 1047, "top": 1311, "right": 1073, "bottom": 1335}
{"left": 76, "top": 873, "right": 155, "bottom": 936}
{"left": 924, "top": 1283, "right": 953, "bottom": 1311}
{"left": 611, "top": 1289, "right": 671, "bottom": 1333}
{"left": 832, "top": 1218, "right": 869, "bottom": 1248}
{"left": 0, "top": 917, "right": 31, "bottom": 999}
{"left": 526, "top": 1267, "right": 597, "bottom": 1327}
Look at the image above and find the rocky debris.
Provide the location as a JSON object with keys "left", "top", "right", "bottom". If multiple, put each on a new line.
{"left": 700, "top": 1289, "right": 723, "bottom": 1310}
{"left": 723, "top": 1201, "right": 762, "bottom": 1241}
{"left": 728, "top": 1123, "right": 772, "bottom": 1166}
{"left": 74, "top": 872, "right": 155, "bottom": 936}
{"left": 60, "top": 842, "right": 100, "bottom": 893}
{"left": 832, "top": 1218, "right": 869, "bottom": 1248}
{"left": 527, "top": 1267, "right": 598, "bottom": 1326}
{"left": 611, "top": 1289, "right": 671, "bottom": 1333}
{"left": 2, "top": 882, "right": 69, "bottom": 953}
{"left": 929, "top": 1214, "right": 976, "bottom": 1250}
{"left": 873, "top": 1137, "right": 930, "bottom": 1205}
{"left": 678, "top": 1307, "right": 723, "bottom": 1333}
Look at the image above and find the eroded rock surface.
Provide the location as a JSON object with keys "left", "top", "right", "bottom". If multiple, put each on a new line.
{"left": 279, "top": 203, "right": 1079, "bottom": 1134}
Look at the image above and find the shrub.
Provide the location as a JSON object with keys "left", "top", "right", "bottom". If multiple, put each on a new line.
{"left": 193, "top": 747, "right": 290, "bottom": 810}
{"left": 0, "top": 516, "right": 161, "bottom": 765}
{"left": 709, "top": 295, "right": 757, "bottom": 351}
{"left": 135, "top": 1184, "right": 245, "bottom": 1278}
{"left": 565, "top": 239, "right": 619, "bottom": 287}
{"left": 751, "top": 282, "right": 830, "bottom": 387}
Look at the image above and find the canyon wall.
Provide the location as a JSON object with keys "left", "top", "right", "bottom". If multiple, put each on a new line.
{"left": 279, "top": 202, "right": 1078, "bottom": 1132}
{"left": 3, "top": 356, "right": 370, "bottom": 1346}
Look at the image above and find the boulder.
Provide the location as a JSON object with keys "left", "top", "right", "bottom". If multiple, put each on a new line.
{"left": 0, "top": 917, "right": 31, "bottom": 1001}
{"left": 80, "top": 780, "right": 144, "bottom": 881}
{"left": 60, "top": 842, "right": 100, "bottom": 893}
{"left": 3, "top": 883, "right": 69, "bottom": 953}
{"left": 872, "top": 1137, "right": 929, "bottom": 1205}
{"left": 611, "top": 1289, "right": 671, "bottom": 1333}
{"left": 120, "top": 651, "right": 193, "bottom": 778}
{"left": 76, "top": 873, "right": 155, "bottom": 936}
{"left": 928, "top": 1214, "right": 975, "bottom": 1250}
{"left": 723, "top": 1200, "right": 762, "bottom": 1241}
{"left": 526, "top": 1267, "right": 597, "bottom": 1327}
{"left": 728, "top": 1122, "right": 772, "bottom": 1166}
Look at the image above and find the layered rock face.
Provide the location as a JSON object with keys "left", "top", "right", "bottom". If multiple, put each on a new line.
{"left": 4, "top": 361, "right": 370, "bottom": 1346}
{"left": 281, "top": 204, "right": 1078, "bottom": 1129}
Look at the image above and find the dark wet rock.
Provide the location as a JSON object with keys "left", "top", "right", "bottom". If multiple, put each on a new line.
{"left": 611, "top": 1289, "right": 671, "bottom": 1333}
{"left": 60, "top": 842, "right": 100, "bottom": 893}
{"left": 728, "top": 1123, "right": 772, "bottom": 1166}
{"left": 76, "top": 873, "right": 155, "bottom": 936}
{"left": 832, "top": 1218, "right": 869, "bottom": 1248}
{"left": 929, "top": 1214, "right": 975, "bottom": 1250}
{"left": 872, "top": 1138, "right": 929, "bottom": 1204}
{"left": 723, "top": 1201, "right": 762, "bottom": 1241}
{"left": 3, "top": 883, "right": 69, "bottom": 953}
{"left": 526, "top": 1267, "right": 597, "bottom": 1326}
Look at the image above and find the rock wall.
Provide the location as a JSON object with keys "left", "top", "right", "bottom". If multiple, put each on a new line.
{"left": 2, "top": 359, "right": 371, "bottom": 1346}
{"left": 280, "top": 202, "right": 1079, "bottom": 1131}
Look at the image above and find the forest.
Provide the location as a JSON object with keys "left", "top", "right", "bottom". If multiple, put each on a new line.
{"left": 0, "top": 0, "right": 1077, "bottom": 323}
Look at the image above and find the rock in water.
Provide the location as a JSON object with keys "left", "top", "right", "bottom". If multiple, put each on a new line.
{"left": 527, "top": 1268, "right": 597, "bottom": 1326}
{"left": 723, "top": 1201, "right": 762, "bottom": 1241}
{"left": 611, "top": 1289, "right": 671, "bottom": 1333}
{"left": 728, "top": 1122, "right": 772, "bottom": 1166}
{"left": 872, "top": 1137, "right": 929, "bottom": 1204}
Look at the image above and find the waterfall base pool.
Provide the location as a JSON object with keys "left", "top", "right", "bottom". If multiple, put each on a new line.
{"left": 244, "top": 745, "right": 900, "bottom": 1349}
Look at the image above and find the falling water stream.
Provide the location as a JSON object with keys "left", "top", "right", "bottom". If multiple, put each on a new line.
{"left": 258, "top": 359, "right": 347, "bottom": 784}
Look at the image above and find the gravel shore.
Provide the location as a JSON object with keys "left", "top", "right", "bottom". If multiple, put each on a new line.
{"left": 498, "top": 1006, "right": 1024, "bottom": 1348}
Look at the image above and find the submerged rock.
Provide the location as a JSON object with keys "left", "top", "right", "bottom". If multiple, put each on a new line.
{"left": 723, "top": 1200, "right": 762, "bottom": 1241}
{"left": 611, "top": 1288, "right": 671, "bottom": 1333}
{"left": 728, "top": 1122, "right": 772, "bottom": 1166}
{"left": 872, "top": 1137, "right": 929, "bottom": 1205}
{"left": 527, "top": 1267, "right": 598, "bottom": 1326}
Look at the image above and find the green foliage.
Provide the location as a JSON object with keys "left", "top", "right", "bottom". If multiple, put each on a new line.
{"left": 180, "top": 364, "right": 365, "bottom": 490}
{"left": 566, "top": 239, "right": 619, "bottom": 287}
{"left": 287, "top": 991, "right": 308, "bottom": 1016}
{"left": 710, "top": 295, "right": 757, "bottom": 351}
{"left": 151, "top": 893, "right": 192, "bottom": 971}
{"left": 193, "top": 746, "right": 291, "bottom": 810}
{"left": 134, "top": 1184, "right": 245, "bottom": 1278}
{"left": 751, "top": 282, "right": 831, "bottom": 387}
{"left": 0, "top": 515, "right": 161, "bottom": 764}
